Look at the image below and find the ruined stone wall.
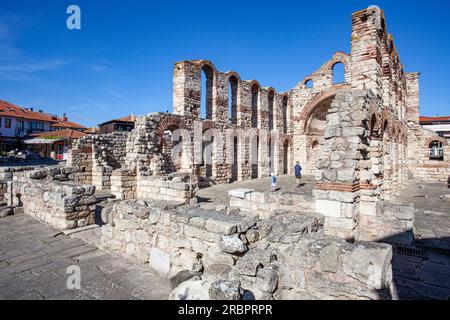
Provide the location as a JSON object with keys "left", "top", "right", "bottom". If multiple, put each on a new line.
{"left": 100, "top": 200, "right": 394, "bottom": 300}
{"left": 0, "top": 166, "right": 49, "bottom": 201}
{"left": 136, "top": 174, "right": 195, "bottom": 204}
{"left": 173, "top": 60, "right": 290, "bottom": 133}
{"left": 6, "top": 167, "right": 98, "bottom": 230}
{"left": 407, "top": 125, "right": 450, "bottom": 183}
{"left": 68, "top": 132, "right": 129, "bottom": 189}
{"left": 310, "top": 90, "right": 412, "bottom": 241}
{"left": 124, "top": 112, "right": 292, "bottom": 189}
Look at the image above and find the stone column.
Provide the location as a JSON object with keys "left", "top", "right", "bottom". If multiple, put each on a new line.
{"left": 314, "top": 90, "right": 374, "bottom": 240}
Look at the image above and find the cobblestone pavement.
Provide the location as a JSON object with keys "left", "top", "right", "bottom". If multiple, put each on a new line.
{"left": 0, "top": 213, "right": 171, "bottom": 300}
{"left": 196, "top": 174, "right": 315, "bottom": 207}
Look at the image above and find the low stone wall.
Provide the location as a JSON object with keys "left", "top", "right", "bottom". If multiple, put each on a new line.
{"left": 101, "top": 201, "right": 259, "bottom": 275}
{"left": 413, "top": 163, "right": 450, "bottom": 184}
{"left": 235, "top": 235, "right": 393, "bottom": 300}
{"left": 136, "top": 174, "right": 196, "bottom": 204}
{"left": 229, "top": 189, "right": 315, "bottom": 219}
{"left": 0, "top": 165, "right": 65, "bottom": 201}
{"left": 111, "top": 168, "right": 137, "bottom": 200}
{"left": 100, "top": 199, "right": 394, "bottom": 300}
{"left": 6, "top": 167, "right": 98, "bottom": 230}
{"left": 67, "top": 132, "right": 129, "bottom": 188}
{"left": 358, "top": 202, "right": 415, "bottom": 245}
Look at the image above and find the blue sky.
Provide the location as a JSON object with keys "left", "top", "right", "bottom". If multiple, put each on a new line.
{"left": 1, "top": 0, "right": 449, "bottom": 127}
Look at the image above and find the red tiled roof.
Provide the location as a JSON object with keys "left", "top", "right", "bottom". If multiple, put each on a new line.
{"left": 420, "top": 116, "right": 450, "bottom": 123}
{"left": 115, "top": 116, "right": 136, "bottom": 122}
{"left": 51, "top": 120, "right": 86, "bottom": 130}
{"left": 0, "top": 100, "right": 87, "bottom": 129}
{"left": 0, "top": 100, "right": 58, "bottom": 122}
{"left": 34, "top": 129, "right": 86, "bottom": 140}
{"left": 99, "top": 115, "right": 136, "bottom": 126}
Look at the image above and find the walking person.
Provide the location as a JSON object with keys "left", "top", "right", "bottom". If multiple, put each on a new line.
{"left": 294, "top": 162, "right": 302, "bottom": 187}
{"left": 271, "top": 172, "right": 277, "bottom": 192}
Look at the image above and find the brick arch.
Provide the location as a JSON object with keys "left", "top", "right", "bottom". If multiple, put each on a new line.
{"left": 368, "top": 99, "right": 381, "bottom": 137}
{"left": 425, "top": 136, "right": 448, "bottom": 147}
{"left": 325, "top": 52, "right": 350, "bottom": 71}
{"left": 225, "top": 71, "right": 241, "bottom": 83}
{"left": 381, "top": 109, "right": 393, "bottom": 135}
{"left": 265, "top": 87, "right": 276, "bottom": 94}
{"left": 194, "top": 60, "right": 217, "bottom": 75}
{"left": 248, "top": 80, "right": 261, "bottom": 90}
{"left": 298, "top": 88, "right": 346, "bottom": 134}
{"left": 301, "top": 77, "right": 314, "bottom": 87}
{"left": 201, "top": 119, "right": 216, "bottom": 132}
{"left": 155, "top": 115, "right": 187, "bottom": 136}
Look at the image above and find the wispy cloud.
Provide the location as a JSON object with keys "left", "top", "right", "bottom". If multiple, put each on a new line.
{"left": 0, "top": 59, "right": 77, "bottom": 73}
{"left": 90, "top": 58, "right": 114, "bottom": 73}
{"left": 0, "top": 13, "right": 31, "bottom": 60}
{"left": 0, "top": 13, "right": 77, "bottom": 82}
{"left": 107, "top": 89, "right": 125, "bottom": 99}
{"left": 0, "top": 58, "right": 78, "bottom": 82}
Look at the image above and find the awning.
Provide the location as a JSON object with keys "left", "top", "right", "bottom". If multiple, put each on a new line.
{"left": 23, "top": 138, "right": 62, "bottom": 145}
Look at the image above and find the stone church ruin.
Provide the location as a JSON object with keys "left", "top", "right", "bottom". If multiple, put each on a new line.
{"left": 2, "top": 6, "right": 450, "bottom": 300}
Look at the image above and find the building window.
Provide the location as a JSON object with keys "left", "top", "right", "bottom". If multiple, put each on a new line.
{"left": 5, "top": 119, "right": 11, "bottom": 129}
{"left": 0, "top": 118, "right": 2, "bottom": 128}
{"left": 429, "top": 141, "right": 444, "bottom": 161}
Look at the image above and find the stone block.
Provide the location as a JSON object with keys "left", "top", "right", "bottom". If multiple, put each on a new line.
{"left": 149, "top": 247, "right": 171, "bottom": 273}
{"left": 316, "top": 199, "right": 341, "bottom": 218}
{"left": 228, "top": 189, "right": 254, "bottom": 199}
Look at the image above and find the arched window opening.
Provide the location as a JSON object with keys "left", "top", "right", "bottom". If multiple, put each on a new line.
{"left": 429, "top": 141, "right": 444, "bottom": 161}
{"left": 283, "top": 140, "right": 289, "bottom": 175}
{"left": 282, "top": 96, "right": 288, "bottom": 134}
{"left": 305, "top": 79, "right": 314, "bottom": 89}
{"left": 228, "top": 76, "right": 238, "bottom": 125}
{"left": 369, "top": 115, "right": 378, "bottom": 137}
{"left": 204, "top": 136, "right": 214, "bottom": 178}
{"left": 251, "top": 84, "right": 259, "bottom": 128}
{"left": 332, "top": 62, "right": 345, "bottom": 84}
{"left": 201, "top": 65, "right": 214, "bottom": 120}
{"left": 161, "top": 126, "right": 183, "bottom": 173}
{"left": 252, "top": 136, "right": 259, "bottom": 179}
{"left": 231, "top": 136, "right": 239, "bottom": 182}
{"left": 268, "top": 136, "right": 272, "bottom": 171}
{"left": 268, "top": 91, "right": 274, "bottom": 131}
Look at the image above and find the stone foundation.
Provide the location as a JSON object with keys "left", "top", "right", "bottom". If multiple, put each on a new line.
{"left": 6, "top": 167, "right": 99, "bottom": 230}
{"left": 100, "top": 199, "right": 394, "bottom": 300}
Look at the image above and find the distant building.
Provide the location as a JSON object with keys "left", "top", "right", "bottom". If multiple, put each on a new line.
{"left": 0, "top": 99, "right": 86, "bottom": 152}
{"left": 84, "top": 126, "right": 100, "bottom": 135}
{"left": 50, "top": 114, "right": 87, "bottom": 132}
{"left": 99, "top": 115, "right": 136, "bottom": 134}
{"left": 419, "top": 116, "right": 450, "bottom": 142}
{"left": 24, "top": 129, "right": 86, "bottom": 160}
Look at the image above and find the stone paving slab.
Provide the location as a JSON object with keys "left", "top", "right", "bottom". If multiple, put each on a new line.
{"left": 0, "top": 213, "right": 171, "bottom": 300}
{"left": 393, "top": 181, "right": 450, "bottom": 251}
{"left": 196, "top": 175, "right": 315, "bottom": 208}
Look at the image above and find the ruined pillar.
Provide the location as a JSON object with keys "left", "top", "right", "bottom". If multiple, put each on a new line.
{"left": 350, "top": 6, "right": 384, "bottom": 98}
{"left": 314, "top": 90, "right": 374, "bottom": 239}
{"left": 405, "top": 72, "right": 420, "bottom": 124}
{"left": 173, "top": 61, "right": 201, "bottom": 118}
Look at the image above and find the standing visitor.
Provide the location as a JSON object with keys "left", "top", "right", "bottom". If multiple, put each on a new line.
{"left": 271, "top": 172, "right": 277, "bottom": 192}
{"left": 294, "top": 162, "right": 302, "bottom": 187}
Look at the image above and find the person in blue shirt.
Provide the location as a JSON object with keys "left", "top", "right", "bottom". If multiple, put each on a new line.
{"left": 271, "top": 172, "right": 277, "bottom": 192}
{"left": 294, "top": 162, "right": 302, "bottom": 187}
